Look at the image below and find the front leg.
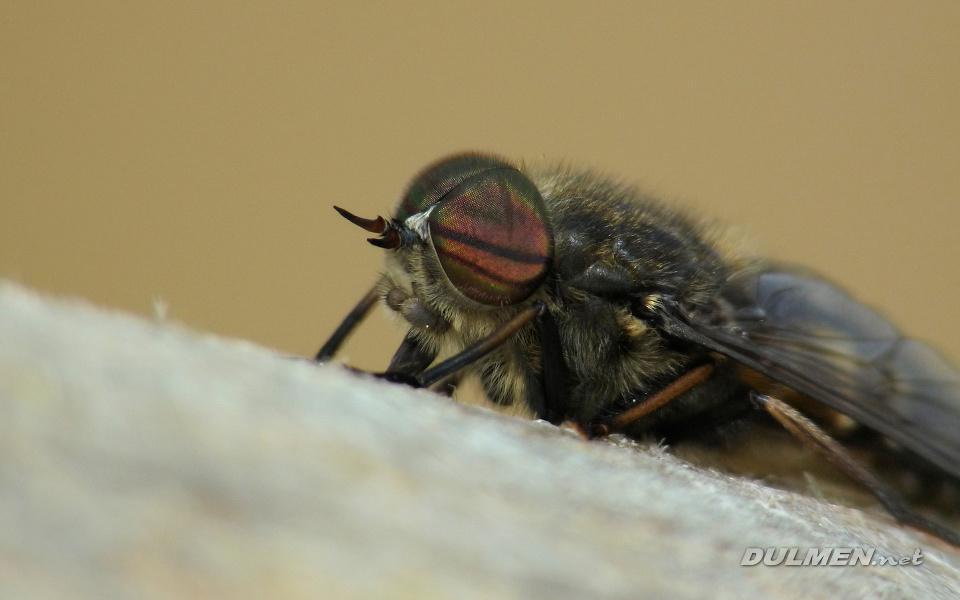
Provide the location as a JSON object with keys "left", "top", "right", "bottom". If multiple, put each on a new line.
{"left": 386, "top": 334, "right": 438, "bottom": 377}
{"left": 373, "top": 334, "right": 439, "bottom": 387}
{"left": 315, "top": 286, "right": 380, "bottom": 361}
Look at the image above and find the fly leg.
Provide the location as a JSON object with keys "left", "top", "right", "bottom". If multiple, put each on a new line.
{"left": 753, "top": 392, "right": 960, "bottom": 547}
{"left": 316, "top": 291, "right": 543, "bottom": 392}
{"left": 534, "top": 307, "right": 570, "bottom": 425}
{"left": 384, "top": 301, "right": 546, "bottom": 388}
{"left": 584, "top": 363, "right": 716, "bottom": 438}
{"left": 314, "top": 285, "right": 380, "bottom": 361}
{"left": 385, "top": 333, "right": 437, "bottom": 376}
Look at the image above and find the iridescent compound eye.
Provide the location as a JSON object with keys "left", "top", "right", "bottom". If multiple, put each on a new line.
{"left": 409, "top": 155, "right": 553, "bottom": 306}
{"left": 395, "top": 154, "right": 516, "bottom": 221}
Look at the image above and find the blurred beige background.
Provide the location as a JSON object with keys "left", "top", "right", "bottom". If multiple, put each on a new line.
{"left": 1, "top": 2, "right": 958, "bottom": 372}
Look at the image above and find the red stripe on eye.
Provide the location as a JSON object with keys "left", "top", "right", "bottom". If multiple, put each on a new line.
{"left": 435, "top": 245, "right": 543, "bottom": 287}
{"left": 430, "top": 223, "right": 548, "bottom": 265}
{"left": 435, "top": 236, "right": 547, "bottom": 282}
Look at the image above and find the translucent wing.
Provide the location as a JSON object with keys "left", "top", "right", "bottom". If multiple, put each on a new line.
{"left": 650, "top": 266, "right": 960, "bottom": 478}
